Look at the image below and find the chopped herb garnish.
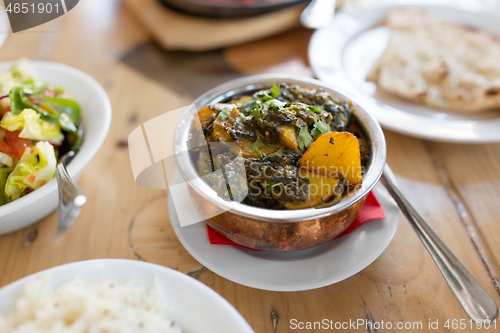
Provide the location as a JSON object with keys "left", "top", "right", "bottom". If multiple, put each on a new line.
{"left": 290, "top": 102, "right": 311, "bottom": 112}
{"left": 239, "top": 99, "right": 261, "bottom": 114}
{"left": 235, "top": 113, "right": 253, "bottom": 125}
{"left": 251, "top": 107, "right": 262, "bottom": 121}
{"left": 309, "top": 105, "right": 321, "bottom": 114}
{"left": 267, "top": 149, "right": 282, "bottom": 157}
{"left": 265, "top": 181, "right": 288, "bottom": 196}
{"left": 298, "top": 126, "right": 314, "bottom": 150}
{"left": 251, "top": 137, "right": 267, "bottom": 158}
{"left": 261, "top": 108, "right": 269, "bottom": 119}
{"left": 258, "top": 94, "right": 273, "bottom": 103}
{"left": 267, "top": 99, "right": 286, "bottom": 111}
{"left": 271, "top": 82, "right": 280, "bottom": 98}
{"left": 311, "top": 117, "right": 332, "bottom": 138}
{"left": 217, "top": 106, "right": 232, "bottom": 121}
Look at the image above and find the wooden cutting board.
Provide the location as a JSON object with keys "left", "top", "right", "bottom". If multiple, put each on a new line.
{"left": 123, "top": 0, "right": 307, "bottom": 51}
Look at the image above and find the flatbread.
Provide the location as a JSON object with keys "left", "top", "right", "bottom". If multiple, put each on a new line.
{"left": 367, "top": 8, "right": 500, "bottom": 113}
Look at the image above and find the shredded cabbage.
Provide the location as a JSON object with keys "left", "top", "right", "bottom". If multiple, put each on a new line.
{"left": 0, "top": 151, "right": 13, "bottom": 168}
{"left": 1, "top": 109, "right": 64, "bottom": 145}
{"left": 5, "top": 141, "right": 57, "bottom": 200}
{"left": 0, "top": 61, "right": 34, "bottom": 96}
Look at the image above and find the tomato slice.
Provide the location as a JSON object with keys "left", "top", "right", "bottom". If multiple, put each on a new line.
{"left": 44, "top": 89, "right": 56, "bottom": 98}
{"left": 0, "top": 140, "right": 12, "bottom": 156}
{"left": 1, "top": 130, "right": 32, "bottom": 160}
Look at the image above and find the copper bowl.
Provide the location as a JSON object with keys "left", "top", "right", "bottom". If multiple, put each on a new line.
{"left": 174, "top": 75, "right": 386, "bottom": 251}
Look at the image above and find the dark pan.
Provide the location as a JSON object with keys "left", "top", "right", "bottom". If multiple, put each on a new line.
{"left": 159, "top": 0, "right": 309, "bottom": 18}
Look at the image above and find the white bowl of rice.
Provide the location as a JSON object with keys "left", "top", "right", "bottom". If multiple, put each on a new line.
{"left": 0, "top": 259, "right": 254, "bottom": 333}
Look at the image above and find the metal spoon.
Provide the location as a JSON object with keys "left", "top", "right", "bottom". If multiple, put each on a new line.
{"left": 55, "top": 126, "right": 86, "bottom": 239}
{"left": 380, "top": 164, "right": 498, "bottom": 323}
{"left": 300, "top": 0, "right": 337, "bottom": 29}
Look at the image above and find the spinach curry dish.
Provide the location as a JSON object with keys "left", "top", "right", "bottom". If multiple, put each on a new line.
{"left": 194, "top": 83, "right": 370, "bottom": 210}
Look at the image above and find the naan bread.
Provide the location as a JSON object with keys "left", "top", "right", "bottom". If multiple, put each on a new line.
{"left": 367, "top": 8, "right": 500, "bottom": 113}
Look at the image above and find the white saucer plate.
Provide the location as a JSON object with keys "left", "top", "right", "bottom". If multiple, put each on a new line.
{"left": 309, "top": 4, "right": 500, "bottom": 143}
{"left": 169, "top": 168, "right": 400, "bottom": 292}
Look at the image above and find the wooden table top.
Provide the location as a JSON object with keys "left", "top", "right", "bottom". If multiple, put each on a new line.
{"left": 0, "top": 1, "right": 499, "bottom": 332}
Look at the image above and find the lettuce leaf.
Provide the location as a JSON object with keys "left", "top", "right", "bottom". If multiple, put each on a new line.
{"left": 5, "top": 141, "right": 57, "bottom": 200}
{"left": 9, "top": 87, "right": 59, "bottom": 125}
{"left": 9, "top": 86, "right": 80, "bottom": 132}
{"left": 0, "top": 62, "right": 33, "bottom": 96}
{"left": 0, "top": 151, "right": 14, "bottom": 168}
{"left": 0, "top": 167, "right": 14, "bottom": 206}
{"left": 1, "top": 109, "right": 64, "bottom": 145}
{"left": 9, "top": 64, "right": 34, "bottom": 85}
{"left": 9, "top": 86, "right": 35, "bottom": 114}
{"left": 38, "top": 96, "right": 80, "bottom": 132}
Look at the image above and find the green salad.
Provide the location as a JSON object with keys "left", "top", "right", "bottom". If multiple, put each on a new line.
{"left": 0, "top": 61, "right": 82, "bottom": 206}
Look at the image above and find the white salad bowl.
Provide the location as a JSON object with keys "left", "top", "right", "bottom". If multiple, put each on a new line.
{"left": 0, "top": 259, "right": 255, "bottom": 333}
{"left": 0, "top": 61, "right": 111, "bottom": 235}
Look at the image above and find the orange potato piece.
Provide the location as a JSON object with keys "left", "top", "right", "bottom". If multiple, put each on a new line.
{"left": 232, "top": 96, "right": 251, "bottom": 104}
{"left": 299, "top": 132, "right": 362, "bottom": 185}
{"left": 212, "top": 120, "right": 232, "bottom": 142}
{"left": 284, "top": 169, "right": 341, "bottom": 209}
{"left": 235, "top": 138, "right": 278, "bottom": 158}
{"left": 211, "top": 107, "right": 240, "bottom": 142}
{"left": 277, "top": 125, "right": 299, "bottom": 150}
{"left": 197, "top": 106, "right": 216, "bottom": 123}
{"left": 198, "top": 104, "right": 241, "bottom": 126}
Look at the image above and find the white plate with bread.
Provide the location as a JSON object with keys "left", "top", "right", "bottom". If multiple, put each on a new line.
{"left": 309, "top": 3, "right": 500, "bottom": 143}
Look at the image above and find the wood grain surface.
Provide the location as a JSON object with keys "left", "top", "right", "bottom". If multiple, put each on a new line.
{"left": 0, "top": 1, "right": 499, "bottom": 332}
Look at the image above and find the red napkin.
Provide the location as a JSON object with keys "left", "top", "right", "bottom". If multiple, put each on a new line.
{"left": 206, "top": 191, "right": 385, "bottom": 250}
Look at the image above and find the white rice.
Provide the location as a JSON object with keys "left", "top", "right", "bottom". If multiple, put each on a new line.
{"left": 0, "top": 276, "right": 182, "bottom": 333}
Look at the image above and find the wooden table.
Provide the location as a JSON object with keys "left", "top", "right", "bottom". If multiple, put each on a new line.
{"left": 1, "top": 1, "right": 499, "bottom": 332}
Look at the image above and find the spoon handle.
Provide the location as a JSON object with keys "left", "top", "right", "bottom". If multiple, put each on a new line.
{"left": 380, "top": 165, "right": 498, "bottom": 322}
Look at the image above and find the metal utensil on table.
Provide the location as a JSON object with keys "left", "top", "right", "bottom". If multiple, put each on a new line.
{"left": 55, "top": 126, "right": 86, "bottom": 239}
{"left": 380, "top": 164, "right": 498, "bottom": 323}
{"left": 300, "top": 0, "right": 336, "bottom": 29}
